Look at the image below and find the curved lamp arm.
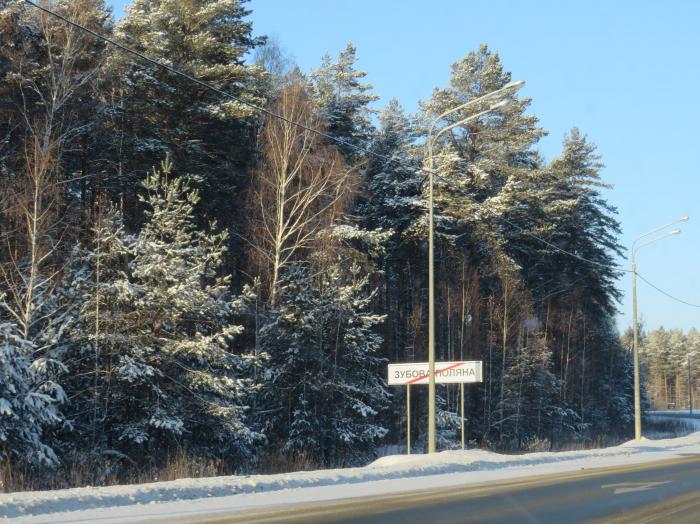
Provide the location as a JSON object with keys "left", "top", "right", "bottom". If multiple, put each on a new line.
{"left": 428, "top": 80, "right": 525, "bottom": 138}
{"left": 632, "top": 229, "right": 681, "bottom": 259}
{"left": 632, "top": 216, "right": 688, "bottom": 251}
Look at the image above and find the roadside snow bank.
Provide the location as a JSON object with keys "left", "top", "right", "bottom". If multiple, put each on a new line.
{"left": 3, "top": 416, "right": 700, "bottom": 522}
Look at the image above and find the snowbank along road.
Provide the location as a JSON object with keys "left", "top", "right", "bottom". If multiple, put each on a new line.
{"left": 2, "top": 412, "right": 700, "bottom": 523}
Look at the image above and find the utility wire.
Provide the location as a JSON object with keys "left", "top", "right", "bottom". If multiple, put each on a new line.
{"left": 22, "top": 0, "right": 411, "bottom": 169}
{"left": 498, "top": 215, "right": 632, "bottom": 274}
{"left": 501, "top": 215, "right": 700, "bottom": 308}
{"left": 500, "top": 215, "right": 700, "bottom": 308}
{"left": 23, "top": 0, "right": 700, "bottom": 310}
{"left": 635, "top": 272, "right": 700, "bottom": 308}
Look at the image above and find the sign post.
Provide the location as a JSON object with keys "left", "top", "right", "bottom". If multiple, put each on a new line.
{"left": 460, "top": 383, "right": 465, "bottom": 450}
{"left": 388, "top": 361, "right": 483, "bottom": 453}
{"left": 406, "top": 384, "right": 411, "bottom": 454}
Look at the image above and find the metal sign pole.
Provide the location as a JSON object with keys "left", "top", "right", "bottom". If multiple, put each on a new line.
{"left": 460, "top": 383, "right": 465, "bottom": 450}
{"left": 406, "top": 384, "right": 411, "bottom": 455}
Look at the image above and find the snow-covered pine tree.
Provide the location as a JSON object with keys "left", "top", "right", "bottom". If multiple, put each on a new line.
{"left": 533, "top": 128, "right": 627, "bottom": 433}
{"left": 0, "top": 320, "right": 65, "bottom": 466}
{"left": 111, "top": 0, "right": 266, "bottom": 233}
{"left": 421, "top": 43, "right": 544, "bottom": 208}
{"left": 59, "top": 159, "right": 261, "bottom": 466}
{"left": 360, "top": 99, "right": 421, "bottom": 238}
{"left": 260, "top": 232, "right": 390, "bottom": 467}
{"left": 416, "top": 44, "right": 549, "bottom": 277}
{"left": 311, "top": 43, "right": 378, "bottom": 161}
{"left": 405, "top": 45, "right": 550, "bottom": 449}
{"left": 416, "top": 43, "right": 547, "bottom": 344}
{"left": 355, "top": 100, "right": 423, "bottom": 441}
{"left": 544, "top": 128, "right": 623, "bottom": 316}
{"left": 55, "top": 205, "right": 134, "bottom": 462}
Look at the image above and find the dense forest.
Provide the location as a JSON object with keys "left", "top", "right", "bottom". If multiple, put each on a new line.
{"left": 636, "top": 327, "right": 700, "bottom": 410}
{"left": 1, "top": 0, "right": 637, "bottom": 489}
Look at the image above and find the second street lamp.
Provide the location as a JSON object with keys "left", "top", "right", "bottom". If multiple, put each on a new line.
{"left": 425, "top": 80, "right": 524, "bottom": 453}
{"left": 630, "top": 216, "right": 688, "bottom": 440}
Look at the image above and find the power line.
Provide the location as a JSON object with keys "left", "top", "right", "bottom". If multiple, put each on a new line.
{"left": 498, "top": 215, "right": 632, "bottom": 274}
{"left": 22, "top": 0, "right": 405, "bottom": 169}
{"left": 499, "top": 216, "right": 700, "bottom": 308}
{"left": 635, "top": 272, "right": 700, "bottom": 308}
{"left": 501, "top": 212, "right": 700, "bottom": 307}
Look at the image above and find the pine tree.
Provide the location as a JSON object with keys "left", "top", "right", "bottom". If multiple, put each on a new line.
{"left": 421, "top": 44, "right": 544, "bottom": 203}
{"left": 311, "top": 43, "right": 378, "bottom": 160}
{"left": 59, "top": 159, "right": 261, "bottom": 465}
{"left": 360, "top": 99, "right": 421, "bottom": 236}
{"left": 544, "top": 128, "right": 623, "bottom": 315}
{"left": 110, "top": 0, "right": 266, "bottom": 233}
{"left": 357, "top": 99, "right": 422, "bottom": 383}
{"left": 417, "top": 44, "right": 548, "bottom": 281}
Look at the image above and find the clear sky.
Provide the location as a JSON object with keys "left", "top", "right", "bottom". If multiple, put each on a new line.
{"left": 111, "top": 0, "right": 700, "bottom": 333}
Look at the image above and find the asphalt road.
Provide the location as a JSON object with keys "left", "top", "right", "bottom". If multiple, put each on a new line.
{"left": 195, "top": 454, "right": 700, "bottom": 524}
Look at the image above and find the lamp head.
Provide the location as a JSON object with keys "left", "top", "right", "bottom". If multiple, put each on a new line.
{"left": 489, "top": 100, "right": 509, "bottom": 110}
{"left": 504, "top": 80, "right": 525, "bottom": 89}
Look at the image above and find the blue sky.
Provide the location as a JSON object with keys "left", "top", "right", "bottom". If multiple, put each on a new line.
{"left": 111, "top": 0, "right": 700, "bottom": 333}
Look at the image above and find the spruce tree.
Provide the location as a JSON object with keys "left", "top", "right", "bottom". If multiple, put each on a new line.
{"left": 260, "top": 244, "right": 389, "bottom": 467}
{"left": 0, "top": 321, "right": 65, "bottom": 466}
{"left": 493, "top": 331, "right": 577, "bottom": 448}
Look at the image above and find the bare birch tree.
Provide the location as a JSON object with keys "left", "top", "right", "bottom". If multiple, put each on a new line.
{"left": 0, "top": 1, "right": 108, "bottom": 344}
{"left": 246, "top": 79, "right": 352, "bottom": 304}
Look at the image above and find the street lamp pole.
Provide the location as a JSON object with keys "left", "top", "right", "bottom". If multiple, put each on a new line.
{"left": 425, "top": 80, "right": 524, "bottom": 453}
{"left": 631, "top": 249, "right": 640, "bottom": 439}
{"left": 630, "top": 217, "right": 687, "bottom": 440}
{"left": 689, "top": 353, "right": 693, "bottom": 415}
{"left": 427, "top": 134, "right": 436, "bottom": 453}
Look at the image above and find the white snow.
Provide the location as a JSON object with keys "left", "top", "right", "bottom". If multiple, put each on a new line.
{"left": 3, "top": 413, "right": 700, "bottom": 523}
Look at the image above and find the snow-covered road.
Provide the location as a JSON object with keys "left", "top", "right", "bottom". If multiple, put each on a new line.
{"left": 3, "top": 413, "right": 700, "bottom": 523}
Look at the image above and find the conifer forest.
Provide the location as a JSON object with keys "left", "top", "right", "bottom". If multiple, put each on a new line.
{"left": 1, "top": 0, "right": 650, "bottom": 490}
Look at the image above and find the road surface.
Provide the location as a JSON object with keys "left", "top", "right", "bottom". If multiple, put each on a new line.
{"left": 188, "top": 454, "right": 700, "bottom": 524}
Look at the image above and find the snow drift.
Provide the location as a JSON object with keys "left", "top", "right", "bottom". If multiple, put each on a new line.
{"left": 3, "top": 414, "right": 700, "bottom": 522}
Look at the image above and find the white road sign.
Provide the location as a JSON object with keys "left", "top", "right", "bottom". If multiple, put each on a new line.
{"left": 388, "top": 361, "right": 483, "bottom": 385}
